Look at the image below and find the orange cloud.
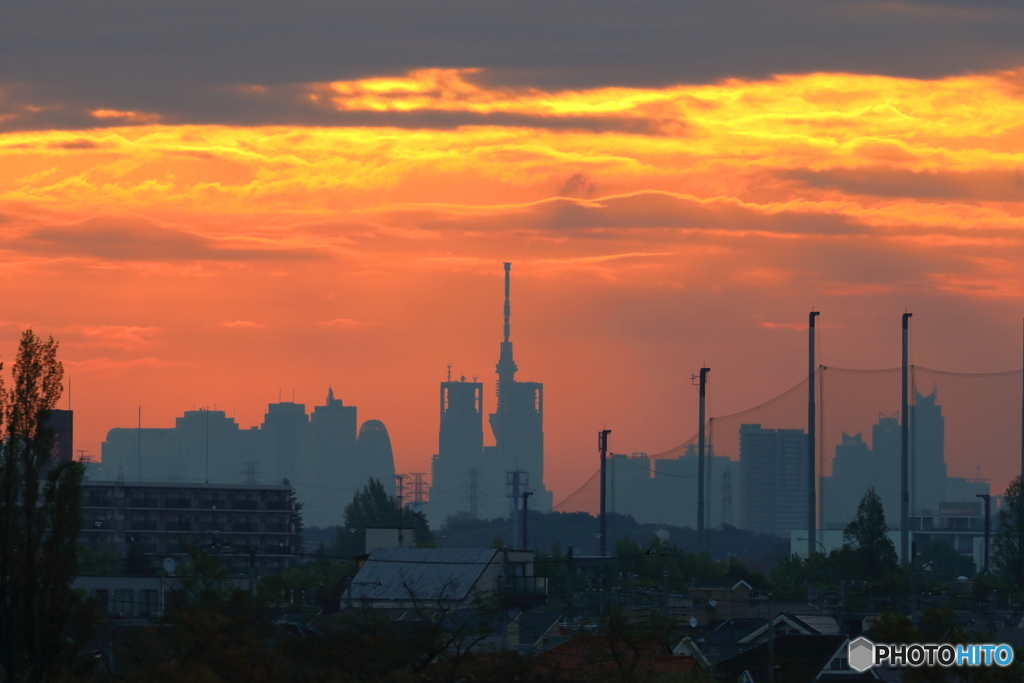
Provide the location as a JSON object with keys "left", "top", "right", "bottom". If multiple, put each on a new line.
{"left": 91, "top": 109, "right": 161, "bottom": 124}
{"left": 2, "top": 66, "right": 1024, "bottom": 501}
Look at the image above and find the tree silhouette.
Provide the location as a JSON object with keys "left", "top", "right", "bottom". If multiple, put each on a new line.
{"left": 336, "top": 478, "right": 432, "bottom": 556}
{"left": 992, "top": 476, "right": 1024, "bottom": 591}
{"left": 843, "top": 487, "right": 898, "bottom": 581}
{"left": 0, "top": 331, "right": 90, "bottom": 683}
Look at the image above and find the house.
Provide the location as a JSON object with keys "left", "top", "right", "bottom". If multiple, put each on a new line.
{"left": 691, "top": 579, "right": 751, "bottom": 622}
{"left": 509, "top": 610, "right": 567, "bottom": 651}
{"left": 675, "top": 612, "right": 836, "bottom": 668}
{"left": 715, "top": 634, "right": 881, "bottom": 682}
{"left": 346, "top": 547, "right": 544, "bottom": 609}
{"left": 532, "top": 635, "right": 703, "bottom": 681}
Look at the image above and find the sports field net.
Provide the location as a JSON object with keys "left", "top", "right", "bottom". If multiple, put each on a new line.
{"left": 552, "top": 365, "right": 1023, "bottom": 541}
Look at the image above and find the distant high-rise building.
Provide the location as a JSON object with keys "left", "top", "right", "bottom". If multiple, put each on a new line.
{"left": 911, "top": 389, "right": 947, "bottom": 516}
{"left": 100, "top": 390, "right": 394, "bottom": 528}
{"left": 427, "top": 262, "right": 552, "bottom": 526}
{"left": 821, "top": 417, "right": 900, "bottom": 530}
{"left": 739, "top": 424, "right": 808, "bottom": 538}
{"left": 821, "top": 391, "right": 986, "bottom": 531}
{"left": 46, "top": 408, "right": 74, "bottom": 464}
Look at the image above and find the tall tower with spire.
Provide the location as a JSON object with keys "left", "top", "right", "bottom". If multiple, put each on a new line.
{"left": 425, "top": 262, "right": 552, "bottom": 528}
{"left": 489, "top": 262, "right": 552, "bottom": 513}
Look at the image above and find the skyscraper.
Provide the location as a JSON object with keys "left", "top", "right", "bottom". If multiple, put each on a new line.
{"left": 739, "top": 424, "right": 808, "bottom": 537}
{"left": 490, "top": 263, "right": 552, "bottom": 514}
{"left": 427, "top": 262, "right": 552, "bottom": 526}
{"left": 821, "top": 391, "right": 987, "bottom": 531}
{"left": 100, "top": 390, "right": 394, "bottom": 528}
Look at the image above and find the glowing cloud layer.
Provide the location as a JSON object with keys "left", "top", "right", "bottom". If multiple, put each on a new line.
{"left": 1, "top": 66, "right": 1022, "bottom": 497}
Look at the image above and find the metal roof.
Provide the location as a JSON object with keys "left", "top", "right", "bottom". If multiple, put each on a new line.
{"left": 350, "top": 547, "right": 498, "bottom": 602}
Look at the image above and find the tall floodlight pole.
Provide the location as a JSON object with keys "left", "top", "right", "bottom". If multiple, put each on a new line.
{"left": 698, "top": 368, "right": 710, "bottom": 552}
{"left": 599, "top": 429, "right": 611, "bottom": 557}
{"left": 808, "top": 312, "right": 820, "bottom": 560}
{"left": 901, "top": 313, "right": 912, "bottom": 567}
{"left": 977, "top": 494, "right": 991, "bottom": 573}
{"left": 1021, "top": 318, "right": 1023, "bottom": 481}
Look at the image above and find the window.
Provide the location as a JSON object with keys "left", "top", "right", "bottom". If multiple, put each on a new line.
{"left": 139, "top": 589, "right": 159, "bottom": 617}
{"left": 111, "top": 589, "right": 134, "bottom": 616}
{"left": 93, "top": 589, "right": 109, "bottom": 612}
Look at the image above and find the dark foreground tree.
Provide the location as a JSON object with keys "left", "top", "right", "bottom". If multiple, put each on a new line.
{"left": 843, "top": 487, "right": 898, "bottom": 581}
{"left": 335, "top": 478, "right": 432, "bottom": 556}
{"left": 992, "top": 476, "right": 1024, "bottom": 591}
{"left": 0, "top": 331, "right": 90, "bottom": 683}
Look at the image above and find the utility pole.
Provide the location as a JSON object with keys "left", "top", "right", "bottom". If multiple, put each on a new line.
{"left": 204, "top": 406, "right": 210, "bottom": 484}
{"left": 521, "top": 491, "right": 533, "bottom": 549}
{"left": 808, "top": 311, "right": 819, "bottom": 560}
{"left": 599, "top": 430, "right": 611, "bottom": 557}
{"left": 901, "top": 313, "right": 912, "bottom": 567}
{"left": 395, "top": 474, "right": 406, "bottom": 546}
{"left": 697, "top": 368, "right": 710, "bottom": 552}
{"left": 977, "top": 494, "right": 991, "bottom": 573}
{"left": 138, "top": 406, "right": 142, "bottom": 482}
{"left": 566, "top": 545, "right": 574, "bottom": 623}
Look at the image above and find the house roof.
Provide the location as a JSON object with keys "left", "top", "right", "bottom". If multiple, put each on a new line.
{"left": 516, "top": 610, "right": 562, "bottom": 645}
{"left": 737, "top": 613, "right": 823, "bottom": 643}
{"left": 715, "top": 635, "right": 879, "bottom": 683}
{"left": 349, "top": 547, "right": 497, "bottom": 602}
{"left": 691, "top": 578, "right": 753, "bottom": 591}
{"left": 532, "top": 635, "right": 700, "bottom": 681}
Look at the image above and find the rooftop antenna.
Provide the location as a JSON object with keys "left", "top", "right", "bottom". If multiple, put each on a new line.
{"left": 67, "top": 377, "right": 71, "bottom": 410}
{"left": 137, "top": 406, "right": 142, "bottom": 482}
{"left": 446, "top": 364, "right": 452, "bottom": 382}
{"left": 496, "top": 262, "right": 518, "bottom": 389}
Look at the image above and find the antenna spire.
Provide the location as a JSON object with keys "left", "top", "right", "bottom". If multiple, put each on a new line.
{"left": 503, "top": 262, "right": 512, "bottom": 343}
{"left": 496, "top": 262, "right": 518, "bottom": 387}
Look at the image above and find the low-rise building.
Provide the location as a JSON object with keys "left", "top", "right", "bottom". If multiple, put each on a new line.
{"left": 80, "top": 480, "right": 300, "bottom": 576}
{"left": 347, "top": 547, "right": 545, "bottom": 610}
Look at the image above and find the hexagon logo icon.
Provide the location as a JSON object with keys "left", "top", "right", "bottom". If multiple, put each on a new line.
{"left": 848, "top": 637, "right": 875, "bottom": 672}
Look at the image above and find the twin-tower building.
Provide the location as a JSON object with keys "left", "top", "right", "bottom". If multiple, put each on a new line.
{"left": 100, "top": 262, "right": 550, "bottom": 531}
{"left": 427, "top": 263, "right": 553, "bottom": 527}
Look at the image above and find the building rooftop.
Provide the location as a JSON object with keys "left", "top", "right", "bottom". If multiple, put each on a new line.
{"left": 350, "top": 547, "right": 499, "bottom": 602}
{"left": 82, "top": 479, "right": 291, "bottom": 491}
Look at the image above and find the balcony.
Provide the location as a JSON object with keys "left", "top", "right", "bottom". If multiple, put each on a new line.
{"left": 84, "top": 497, "right": 112, "bottom": 508}
{"left": 128, "top": 521, "right": 158, "bottom": 531}
{"left": 200, "top": 523, "right": 225, "bottom": 532}
{"left": 506, "top": 576, "right": 548, "bottom": 599}
{"left": 165, "top": 499, "right": 192, "bottom": 509}
{"left": 232, "top": 501, "right": 260, "bottom": 510}
{"left": 266, "top": 501, "right": 288, "bottom": 511}
{"left": 232, "top": 523, "right": 259, "bottom": 532}
{"left": 265, "top": 524, "right": 289, "bottom": 533}
{"left": 166, "top": 522, "right": 192, "bottom": 532}
{"left": 129, "top": 499, "right": 159, "bottom": 509}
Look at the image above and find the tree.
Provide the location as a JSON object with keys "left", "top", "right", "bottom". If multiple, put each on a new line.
{"left": 918, "top": 538, "right": 974, "bottom": 581}
{"left": 335, "top": 478, "right": 432, "bottom": 556}
{"left": 992, "top": 476, "right": 1024, "bottom": 590}
{"left": 0, "top": 331, "right": 89, "bottom": 683}
{"left": 843, "top": 487, "right": 898, "bottom": 581}
{"left": 124, "top": 541, "right": 158, "bottom": 576}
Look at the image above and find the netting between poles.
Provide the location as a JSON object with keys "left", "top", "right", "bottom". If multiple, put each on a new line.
{"left": 552, "top": 365, "right": 1023, "bottom": 546}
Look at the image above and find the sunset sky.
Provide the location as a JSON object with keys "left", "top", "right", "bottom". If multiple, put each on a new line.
{"left": 2, "top": 0, "right": 1023, "bottom": 502}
